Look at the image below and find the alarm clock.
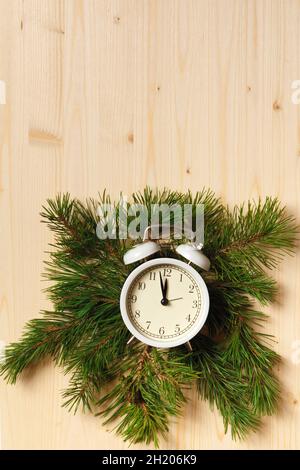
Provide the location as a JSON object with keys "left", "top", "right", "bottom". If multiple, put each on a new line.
{"left": 120, "top": 229, "right": 210, "bottom": 349}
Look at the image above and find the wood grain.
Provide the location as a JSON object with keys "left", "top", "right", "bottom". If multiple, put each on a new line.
{"left": 1, "top": 0, "right": 300, "bottom": 449}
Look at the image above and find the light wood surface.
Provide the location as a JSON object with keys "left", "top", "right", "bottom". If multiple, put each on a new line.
{"left": 1, "top": 0, "right": 300, "bottom": 450}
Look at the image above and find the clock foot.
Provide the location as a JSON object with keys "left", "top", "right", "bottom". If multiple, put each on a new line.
{"left": 186, "top": 341, "right": 193, "bottom": 352}
{"left": 127, "top": 335, "right": 135, "bottom": 345}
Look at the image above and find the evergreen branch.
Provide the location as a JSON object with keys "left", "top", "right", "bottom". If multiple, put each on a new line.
{"left": 223, "top": 322, "right": 280, "bottom": 416}
{"left": 0, "top": 316, "right": 77, "bottom": 383}
{"left": 206, "top": 279, "right": 281, "bottom": 416}
{"left": 0, "top": 311, "right": 127, "bottom": 384}
{"left": 212, "top": 198, "right": 298, "bottom": 273}
{"left": 62, "top": 368, "right": 101, "bottom": 414}
{"left": 41, "top": 194, "right": 111, "bottom": 258}
{"left": 131, "top": 187, "right": 226, "bottom": 244}
{"left": 97, "top": 346, "right": 198, "bottom": 447}
{"left": 44, "top": 256, "right": 126, "bottom": 315}
{"left": 63, "top": 325, "right": 130, "bottom": 380}
{"left": 203, "top": 277, "right": 273, "bottom": 337}
{"left": 189, "top": 336, "right": 260, "bottom": 439}
{"left": 213, "top": 263, "right": 277, "bottom": 304}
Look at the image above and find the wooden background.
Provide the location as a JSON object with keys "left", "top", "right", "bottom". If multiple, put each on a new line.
{"left": 1, "top": 0, "right": 300, "bottom": 450}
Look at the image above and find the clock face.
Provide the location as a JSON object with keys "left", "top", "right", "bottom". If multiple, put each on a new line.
{"left": 120, "top": 258, "right": 209, "bottom": 348}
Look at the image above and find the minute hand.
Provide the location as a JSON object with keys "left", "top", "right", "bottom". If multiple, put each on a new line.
{"left": 159, "top": 273, "right": 169, "bottom": 306}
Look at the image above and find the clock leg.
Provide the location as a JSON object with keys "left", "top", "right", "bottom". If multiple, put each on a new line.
{"left": 127, "top": 335, "right": 135, "bottom": 345}
{"left": 186, "top": 341, "right": 193, "bottom": 352}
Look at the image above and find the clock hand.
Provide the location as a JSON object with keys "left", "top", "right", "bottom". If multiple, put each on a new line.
{"left": 163, "top": 278, "right": 168, "bottom": 297}
{"left": 168, "top": 297, "right": 183, "bottom": 301}
{"left": 159, "top": 272, "right": 164, "bottom": 296}
{"left": 159, "top": 272, "right": 169, "bottom": 306}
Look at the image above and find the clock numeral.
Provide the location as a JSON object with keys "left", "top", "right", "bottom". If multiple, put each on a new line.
{"left": 130, "top": 295, "right": 137, "bottom": 303}
{"left": 163, "top": 268, "right": 172, "bottom": 277}
{"left": 159, "top": 326, "right": 165, "bottom": 335}
{"left": 149, "top": 272, "right": 156, "bottom": 281}
{"left": 189, "top": 284, "right": 195, "bottom": 293}
{"left": 146, "top": 321, "right": 151, "bottom": 330}
{"left": 134, "top": 309, "right": 140, "bottom": 318}
{"left": 192, "top": 300, "right": 198, "bottom": 308}
{"left": 179, "top": 273, "right": 183, "bottom": 282}
{"left": 186, "top": 314, "right": 191, "bottom": 322}
{"left": 175, "top": 324, "right": 180, "bottom": 333}
{"left": 138, "top": 281, "right": 146, "bottom": 290}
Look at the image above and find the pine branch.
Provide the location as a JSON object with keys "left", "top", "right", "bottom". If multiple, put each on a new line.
{"left": 0, "top": 316, "right": 77, "bottom": 383}
{"left": 41, "top": 194, "right": 119, "bottom": 259}
{"left": 131, "top": 187, "right": 226, "bottom": 244}
{"left": 212, "top": 198, "right": 298, "bottom": 274}
{"left": 44, "top": 256, "right": 126, "bottom": 315}
{"left": 97, "top": 346, "right": 198, "bottom": 447}
{"left": 61, "top": 324, "right": 131, "bottom": 414}
{"left": 62, "top": 368, "right": 100, "bottom": 413}
{"left": 63, "top": 325, "right": 130, "bottom": 383}
{"left": 0, "top": 310, "right": 127, "bottom": 384}
{"left": 203, "top": 275, "right": 274, "bottom": 338}
{"left": 213, "top": 262, "right": 277, "bottom": 305}
{"left": 189, "top": 336, "right": 260, "bottom": 439}
{"left": 223, "top": 322, "right": 280, "bottom": 416}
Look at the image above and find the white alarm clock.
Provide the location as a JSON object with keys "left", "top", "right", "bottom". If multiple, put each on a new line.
{"left": 120, "top": 231, "right": 210, "bottom": 349}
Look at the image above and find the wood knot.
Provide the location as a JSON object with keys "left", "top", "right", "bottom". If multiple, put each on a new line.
{"left": 29, "top": 129, "right": 62, "bottom": 145}
{"left": 247, "top": 85, "right": 251, "bottom": 92}
{"left": 127, "top": 133, "right": 134, "bottom": 144}
{"left": 186, "top": 167, "right": 191, "bottom": 174}
{"left": 273, "top": 100, "right": 281, "bottom": 111}
{"left": 113, "top": 16, "right": 121, "bottom": 24}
